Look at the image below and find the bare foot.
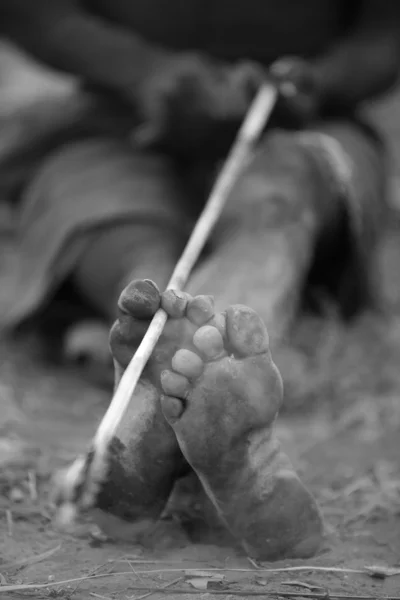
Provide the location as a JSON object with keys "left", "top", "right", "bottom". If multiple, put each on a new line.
{"left": 93, "top": 280, "right": 219, "bottom": 534}
{"left": 159, "top": 302, "right": 324, "bottom": 560}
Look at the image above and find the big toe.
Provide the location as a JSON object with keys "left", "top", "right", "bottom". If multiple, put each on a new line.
{"left": 225, "top": 305, "right": 270, "bottom": 357}
{"left": 118, "top": 279, "right": 161, "bottom": 318}
{"left": 110, "top": 279, "right": 161, "bottom": 367}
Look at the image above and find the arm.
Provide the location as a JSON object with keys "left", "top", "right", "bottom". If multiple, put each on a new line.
{"left": 314, "top": 0, "right": 400, "bottom": 109}
{"left": 0, "top": 0, "right": 165, "bottom": 90}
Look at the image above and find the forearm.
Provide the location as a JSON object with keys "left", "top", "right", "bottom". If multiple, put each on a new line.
{"left": 313, "top": 0, "right": 400, "bottom": 109}
{"left": 0, "top": 0, "right": 164, "bottom": 90}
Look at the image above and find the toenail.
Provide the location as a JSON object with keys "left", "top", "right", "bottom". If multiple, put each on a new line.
{"left": 161, "top": 289, "right": 189, "bottom": 317}
{"left": 193, "top": 326, "right": 224, "bottom": 359}
{"left": 226, "top": 305, "right": 269, "bottom": 356}
{"left": 161, "top": 370, "right": 190, "bottom": 398}
{"left": 172, "top": 349, "right": 204, "bottom": 378}
{"left": 143, "top": 279, "right": 160, "bottom": 292}
{"left": 187, "top": 296, "right": 214, "bottom": 325}
{"left": 118, "top": 279, "right": 161, "bottom": 317}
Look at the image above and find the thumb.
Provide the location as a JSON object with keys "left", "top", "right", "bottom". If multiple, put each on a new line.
{"left": 131, "top": 92, "right": 167, "bottom": 149}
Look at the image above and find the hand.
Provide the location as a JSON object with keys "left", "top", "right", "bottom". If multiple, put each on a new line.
{"left": 269, "top": 56, "right": 321, "bottom": 127}
{"left": 130, "top": 54, "right": 264, "bottom": 155}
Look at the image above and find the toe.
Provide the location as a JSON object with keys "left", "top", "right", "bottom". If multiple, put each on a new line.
{"left": 186, "top": 295, "right": 214, "bottom": 326}
{"left": 172, "top": 348, "right": 204, "bottom": 378}
{"left": 193, "top": 325, "right": 225, "bottom": 359}
{"left": 225, "top": 305, "right": 269, "bottom": 357}
{"left": 109, "top": 317, "right": 148, "bottom": 367}
{"left": 161, "top": 289, "right": 190, "bottom": 318}
{"left": 118, "top": 279, "right": 161, "bottom": 319}
{"left": 161, "top": 394, "right": 185, "bottom": 423}
{"left": 212, "top": 312, "right": 227, "bottom": 338}
{"left": 161, "top": 370, "right": 190, "bottom": 398}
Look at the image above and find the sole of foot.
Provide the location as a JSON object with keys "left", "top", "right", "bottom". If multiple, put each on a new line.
{"left": 158, "top": 300, "right": 324, "bottom": 560}
{"left": 85, "top": 280, "right": 229, "bottom": 537}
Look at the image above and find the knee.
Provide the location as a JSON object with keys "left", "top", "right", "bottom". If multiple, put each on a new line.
{"left": 230, "top": 131, "right": 318, "bottom": 226}
{"left": 261, "top": 130, "right": 318, "bottom": 182}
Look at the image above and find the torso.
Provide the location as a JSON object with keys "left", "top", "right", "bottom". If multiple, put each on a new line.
{"left": 83, "top": 0, "right": 357, "bottom": 64}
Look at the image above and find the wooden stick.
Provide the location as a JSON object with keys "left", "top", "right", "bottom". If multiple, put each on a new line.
{"left": 53, "top": 84, "right": 278, "bottom": 521}
{"left": 93, "top": 84, "right": 277, "bottom": 454}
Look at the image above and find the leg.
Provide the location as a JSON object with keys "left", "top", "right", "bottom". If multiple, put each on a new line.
{"left": 71, "top": 146, "right": 192, "bottom": 320}
{"left": 93, "top": 279, "right": 323, "bottom": 558}
{"left": 89, "top": 280, "right": 216, "bottom": 534}
{"left": 298, "top": 120, "right": 387, "bottom": 316}
{"left": 1, "top": 138, "right": 190, "bottom": 328}
{"left": 72, "top": 221, "right": 183, "bottom": 320}
{"left": 188, "top": 121, "right": 386, "bottom": 343}
{"left": 160, "top": 303, "right": 323, "bottom": 560}
{"left": 188, "top": 130, "right": 325, "bottom": 343}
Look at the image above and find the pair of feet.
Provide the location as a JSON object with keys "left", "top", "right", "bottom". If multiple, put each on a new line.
{"left": 92, "top": 279, "right": 323, "bottom": 560}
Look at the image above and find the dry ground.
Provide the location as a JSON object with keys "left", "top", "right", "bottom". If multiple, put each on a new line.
{"left": 2, "top": 311, "right": 400, "bottom": 600}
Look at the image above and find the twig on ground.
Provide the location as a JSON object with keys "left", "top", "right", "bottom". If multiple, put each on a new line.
{"left": 127, "top": 560, "right": 146, "bottom": 584}
{"left": 1, "top": 562, "right": 399, "bottom": 595}
{"left": 70, "top": 561, "right": 110, "bottom": 598}
{"left": 115, "top": 566, "right": 381, "bottom": 576}
{"left": 113, "top": 558, "right": 193, "bottom": 566}
{"left": 131, "top": 577, "right": 183, "bottom": 600}
{"left": 5, "top": 509, "right": 13, "bottom": 536}
{"left": 0, "top": 571, "right": 137, "bottom": 593}
{"left": 274, "top": 593, "right": 396, "bottom": 600}
{"left": 27, "top": 470, "right": 38, "bottom": 502}
{"left": 1, "top": 544, "right": 61, "bottom": 571}
{"left": 246, "top": 557, "right": 260, "bottom": 569}
{"left": 108, "top": 564, "right": 368, "bottom": 575}
{"left": 66, "top": 586, "right": 400, "bottom": 599}
{"left": 281, "top": 581, "right": 326, "bottom": 591}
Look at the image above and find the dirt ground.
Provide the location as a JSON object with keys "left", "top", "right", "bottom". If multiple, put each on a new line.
{"left": 2, "top": 44, "right": 400, "bottom": 600}
{"left": 2, "top": 302, "right": 400, "bottom": 600}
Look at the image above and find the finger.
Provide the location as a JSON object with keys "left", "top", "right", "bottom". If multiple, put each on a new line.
{"left": 131, "top": 90, "right": 168, "bottom": 149}
{"left": 131, "top": 121, "right": 163, "bottom": 148}
{"left": 269, "top": 56, "right": 298, "bottom": 78}
{"left": 279, "top": 80, "right": 298, "bottom": 98}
